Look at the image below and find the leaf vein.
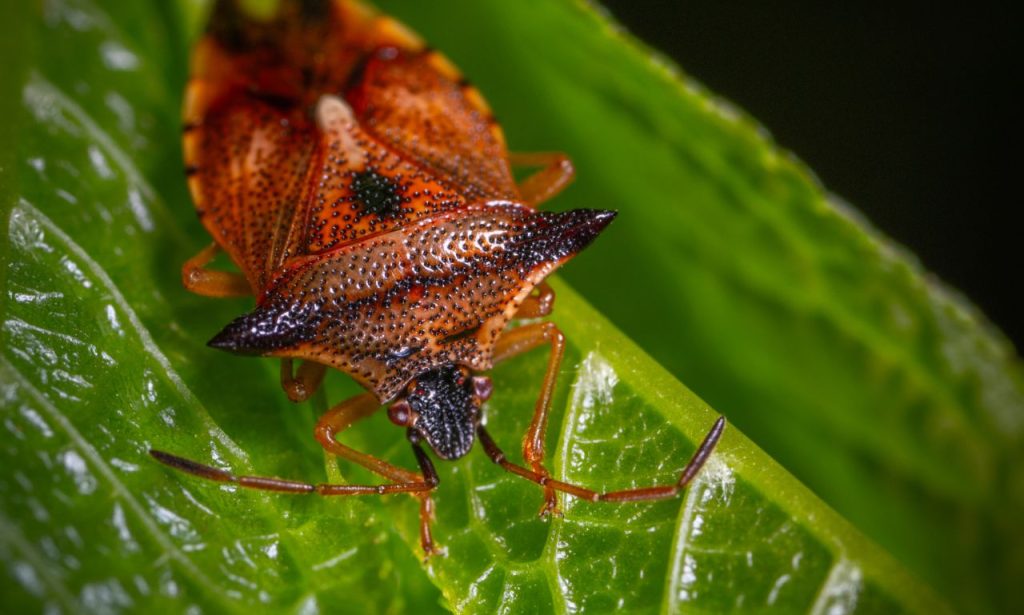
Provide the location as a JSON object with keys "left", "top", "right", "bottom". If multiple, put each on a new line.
{"left": 0, "top": 358, "right": 239, "bottom": 612}
{"left": 0, "top": 512, "right": 81, "bottom": 611}
{"left": 13, "top": 200, "right": 246, "bottom": 460}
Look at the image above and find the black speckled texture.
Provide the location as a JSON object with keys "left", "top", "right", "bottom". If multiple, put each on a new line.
{"left": 207, "top": 204, "right": 615, "bottom": 401}
{"left": 406, "top": 364, "right": 477, "bottom": 460}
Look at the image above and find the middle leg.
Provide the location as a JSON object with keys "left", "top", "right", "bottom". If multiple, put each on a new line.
{"left": 513, "top": 281, "right": 555, "bottom": 320}
{"left": 280, "top": 359, "right": 327, "bottom": 403}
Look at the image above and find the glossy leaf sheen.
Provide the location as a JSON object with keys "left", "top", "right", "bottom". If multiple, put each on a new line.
{"left": 0, "top": 193, "right": 945, "bottom": 613}
{"left": 0, "top": 0, "right": 989, "bottom": 613}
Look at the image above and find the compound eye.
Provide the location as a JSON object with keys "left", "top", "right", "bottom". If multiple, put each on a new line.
{"left": 472, "top": 376, "right": 493, "bottom": 401}
{"left": 388, "top": 399, "right": 413, "bottom": 426}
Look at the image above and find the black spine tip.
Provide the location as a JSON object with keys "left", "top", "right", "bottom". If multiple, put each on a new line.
{"left": 207, "top": 328, "right": 243, "bottom": 352}
{"left": 206, "top": 301, "right": 317, "bottom": 355}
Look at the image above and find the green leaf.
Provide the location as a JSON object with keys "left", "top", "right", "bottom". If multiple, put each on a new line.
{"left": 381, "top": 1, "right": 1024, "bottom": 612}
{"left": 0, "top": 0, "right": 1002, "bottom": 613}
{"left": 0, "top": 191, "right": 948, "bottom": 613}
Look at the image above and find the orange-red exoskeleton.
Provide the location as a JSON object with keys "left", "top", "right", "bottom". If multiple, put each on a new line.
{"left": 152, "top": 0, "right": 725, "bottom": 556}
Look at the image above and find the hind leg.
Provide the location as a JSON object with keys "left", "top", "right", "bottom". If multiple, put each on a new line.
{"left": 509, "top": 152, "right": 575, "bottom": 207}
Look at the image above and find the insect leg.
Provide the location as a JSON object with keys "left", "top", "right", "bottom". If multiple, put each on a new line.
{"left": 181, "top": 242, "right": 250, "bottom": 297}
{"left": 149, "top": 398, "right": 444, "bottom": 556}
{"left": 314, "top": 392, "right": 421, "bottom": 484}
{"left": 315, "top": 393, "right": 442, "bottom": 555}
{"left": 477, "top": 417, "right": 725, "bottom": 504}
{"left": 280, "top": 359, "right": 328, "bottom": 403}
{"left": 409, "top": 440, "right": 442, "bottom": 557}
{"left": 508, "top": 152, "right": 575, "bottom": 207}
{"left": 148, "top": 450, "right": 435, "bottom": 496}
{"left": 513, "top": 281, "right": 555, "bottom": 320}
{"left": 491, "top": 321, "right": 566, "bottom": 515}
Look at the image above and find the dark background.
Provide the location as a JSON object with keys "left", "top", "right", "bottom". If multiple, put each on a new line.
{"left": 600, "top": 1, "right": 1021, "bottom": 350}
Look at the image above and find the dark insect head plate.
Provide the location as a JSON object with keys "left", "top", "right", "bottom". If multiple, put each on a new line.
{"left": 388, "top": 364, "right": 491, "bottom": 460}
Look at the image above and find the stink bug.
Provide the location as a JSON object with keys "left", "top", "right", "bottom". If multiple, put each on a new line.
{"left": 153, "top": 0, "right": 726, "bottom": 556}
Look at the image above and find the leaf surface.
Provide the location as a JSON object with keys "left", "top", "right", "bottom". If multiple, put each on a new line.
{"left": 382, "top": 1, "right": 1024, "bottom": 611}
{"left": 0, "top": 0, "right": 999, "bottom": 613}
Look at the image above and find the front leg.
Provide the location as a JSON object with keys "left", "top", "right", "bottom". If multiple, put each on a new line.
{"left": 150, "top": 392, "right": 443, "bottom": 557}
{"left": 492, "top": 321, "right": 566, "bottom": 516}
{"left": 313, "top": 392, "right": 442, "bottom": 555}
{"left": 477, "top": 418, "right": 725, "bottom": 506}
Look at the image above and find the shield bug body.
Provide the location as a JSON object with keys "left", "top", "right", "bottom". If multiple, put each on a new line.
{"left": 153, "top": 0, "right": 725, "bottom": 555}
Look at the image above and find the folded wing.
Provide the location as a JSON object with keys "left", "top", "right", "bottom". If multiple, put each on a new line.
{"left": 183, "top": 0, "right": 519, "bottom": 293}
